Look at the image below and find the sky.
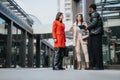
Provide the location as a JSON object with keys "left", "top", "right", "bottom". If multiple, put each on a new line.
{"left": 14, "top": 0, "right": 64, "bottom": 24}
{"left": 14, "top": 0, "right": 69, "bottom": 45}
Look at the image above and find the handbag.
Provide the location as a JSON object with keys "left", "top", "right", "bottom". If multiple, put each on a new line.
{"left": 64, "top": 47, "right": 69, "bottom": 57}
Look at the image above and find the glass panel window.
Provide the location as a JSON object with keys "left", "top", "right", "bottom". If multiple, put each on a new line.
{"left": 11, "top": 24, "right": 22, "bottom": 67}
{"left": 0, "top": 17, "right": 8, "bottom": 67}
{"left": 95, "top": 0, "right": 120, "bottom": 65}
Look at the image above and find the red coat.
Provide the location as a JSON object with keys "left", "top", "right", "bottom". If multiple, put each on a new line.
{"left": 52, "top": 20, "right": 66, "bottom": 48}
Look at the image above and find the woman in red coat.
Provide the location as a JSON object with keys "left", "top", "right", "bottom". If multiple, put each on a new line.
{"left": 52, "top": 12, "right": 66, "bottom": 70}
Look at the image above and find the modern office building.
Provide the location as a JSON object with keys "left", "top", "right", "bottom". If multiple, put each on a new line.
{"left": 65, "top": 0, "right": 120, "bottom": 69}
{"left": 64, "top": 0, "right": 94, "bottom": 23}
{"left": 95, "top": 0, "right": 120, "bottom": 69}
{"left": 0, "top": 0, "right": 34, "bottom": 68}
{"left": 64, "top": 0, "right": 73, "bottom": 23}
{"left": 1, "top": 0, "right": 119, "bottom": 69}
{"left": 0, "top": 0, "right": 54, "bottom": 68}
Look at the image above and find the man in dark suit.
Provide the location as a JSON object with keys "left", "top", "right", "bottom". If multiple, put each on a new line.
{"left": 87, "top": 4, "right": 104, "bottom": 70}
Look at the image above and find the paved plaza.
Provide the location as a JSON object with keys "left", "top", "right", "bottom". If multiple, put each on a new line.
{"left": 0, "top": 68, "right": 120, "bottom": 80}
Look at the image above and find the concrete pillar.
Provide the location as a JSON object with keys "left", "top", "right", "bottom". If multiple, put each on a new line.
{"left": 43, "top": 45, "right": 48, "bottom": 67}
{"left": 46, "top": 47, "right": 50, "bottom": 67}
{"left": 83, "top": 0, "right": 94, "bottom": 22}
{"left": 19, "top": 30, "right": 27, "bottom": 67}
{"left": 72, "top": 0, "right": 94, "bottom": 22}
{"left": 28, "top": 34, "right": 34, "bottom": 67}
{"left": 72, "top": 0, "right": 81, "bottom": 22}
{"left": 36, "top": 35, "right": 40, "bottom": 67}
{"left": 5, "top": 21, "right": 12, "bottom": 68}
{"left": 48, "top": 48, "right": 51, "bottom": 67}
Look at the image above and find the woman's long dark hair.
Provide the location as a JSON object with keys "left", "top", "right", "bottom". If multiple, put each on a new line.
{"left": 76, "top": 13, "right": 83, "bottom": 26}
{"left": 55, "top": 12, "right": 63, "bottom": 23}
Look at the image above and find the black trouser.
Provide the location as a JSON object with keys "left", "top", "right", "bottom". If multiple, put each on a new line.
{"left": 52, "top": 48, "right": 65, "bottom": 69}
{"left": 88, "top": 34, "right": 103, "bottom": 69}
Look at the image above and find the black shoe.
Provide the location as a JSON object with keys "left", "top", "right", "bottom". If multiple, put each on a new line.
{"left": 59, "top": 67, "right": 65, "bottom": 70}
{"left": 53, "top": 67, "right": 60, "bottom": 70}
{"left": 53, "top": 67, "right": 65, "bottom": 70}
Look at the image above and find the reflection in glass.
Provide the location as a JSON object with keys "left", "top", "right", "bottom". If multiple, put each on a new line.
{"left": 0, "top": 18, "right": 8, "bottom": 67}
{"left": 11, "top": 25, "right": 22, "bottom": 67}
{"left": 95, "top": 0, "right": 120, "bottom": 65}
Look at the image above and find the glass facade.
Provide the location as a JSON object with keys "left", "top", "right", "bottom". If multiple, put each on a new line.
{"left": 0, "top": 16, "right": 34, "bottom": 68}
{"left": 0, "top": 17, "right": 26, "bottom": 68}
{"left": 95, "top": 0, "right": 120, "bottom": 65}
{"left": 0, "top": 0, "right": 35, "bottom": 67}
{"left": 40, "top": 42, "right": 53, "bottom": 67}
{"left": 11, "top": 24, "right": 22, "bottom": 67}
{"left": 0, "top": 17, "right": 7, "bottom": 67}
{"left": 0, "top": 0, "right": 56, "bottom": 68}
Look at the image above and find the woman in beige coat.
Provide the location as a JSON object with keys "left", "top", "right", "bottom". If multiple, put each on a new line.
{"left": 69, "top": 13, "right": 89, "bottom": 70}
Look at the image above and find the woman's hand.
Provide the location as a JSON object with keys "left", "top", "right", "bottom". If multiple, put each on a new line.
{"left": 53, "top": 38, "right": 57, "bottom": 42}
{"left": 69, "top": 25, "right": 74, "bottom": 32}
{"left": 83, "top": 28, "right": 89, "bottom": 33}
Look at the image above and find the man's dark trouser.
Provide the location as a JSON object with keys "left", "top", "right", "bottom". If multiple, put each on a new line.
{"left": 88, "top": 34, "right": 104, "bottom": 69}
{"left": 53, "top": 48, "right": 64, "bottom": 69}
